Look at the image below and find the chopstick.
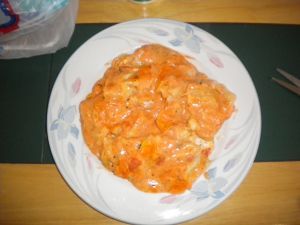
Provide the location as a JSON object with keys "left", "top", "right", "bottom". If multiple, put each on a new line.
{"left": 271, "top": 68, "right": 300, "bottom": 96}
{"left": 272, "top": 77, "right": 300, "bottom": 96}
{"left": 276, "top": 68, "right": 300, "bottom": 88}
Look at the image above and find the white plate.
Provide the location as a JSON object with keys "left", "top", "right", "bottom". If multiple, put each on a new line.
{"left": 47, "top": 19, "right": 261, "bottom": 225}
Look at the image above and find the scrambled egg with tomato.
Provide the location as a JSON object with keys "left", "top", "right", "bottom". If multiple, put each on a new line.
{"left": 80, "top": 44, "right": 235, "bottom": 194}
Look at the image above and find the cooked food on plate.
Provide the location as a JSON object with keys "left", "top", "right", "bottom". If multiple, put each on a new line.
{"left": 80, "top": 44, "right": 235, "bottom": 194}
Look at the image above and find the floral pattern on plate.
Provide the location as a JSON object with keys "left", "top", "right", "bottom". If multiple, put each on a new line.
{"left": 146, "top": 24, "right": 225, "bottom": 68}
{"left": 47, "top": 18, "right": 261, "bottom": 225}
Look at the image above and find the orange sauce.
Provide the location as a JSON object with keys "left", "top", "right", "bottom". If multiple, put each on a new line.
{"left": 80, "top": 44, "right": 235, "bottom": 194}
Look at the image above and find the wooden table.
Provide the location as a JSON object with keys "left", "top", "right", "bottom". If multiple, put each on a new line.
{"left": 1, "top": 1, "right": 300, "bottom": 225}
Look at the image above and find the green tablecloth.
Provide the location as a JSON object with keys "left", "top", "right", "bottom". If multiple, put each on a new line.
{"left": 0, "top": 24, "right": 299, "bottom": 163}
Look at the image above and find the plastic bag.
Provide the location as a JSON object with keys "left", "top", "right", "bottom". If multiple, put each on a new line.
{"left": 0, "top": 0, "right": 79, "bottom": 59}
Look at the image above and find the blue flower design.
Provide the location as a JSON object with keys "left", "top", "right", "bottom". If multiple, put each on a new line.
{"left": 50, "top": 105, "right": 79, "bottom": 140}
{"left": 223, "top": 154, "right": 241, "bottom": 172}
{"left": 68, "top": 142, "right": 76, "bottom": 166}
{"left": 147, "top": 24, "right": 225, "bottom": 68}
{"left": 160, "top": 167, "right": 227, "bottom": 205}
{"left": 169, "top": 25, "right": 202, "bottom": 53}
{"left": 146, "top": 27, "right": 169, "bottom": 36}
{"left": 190, "top": 167, "right": 227, "bottom": 200}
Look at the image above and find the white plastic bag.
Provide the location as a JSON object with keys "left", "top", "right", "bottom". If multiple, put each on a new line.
{"left": 0, "top": 0, "right": 79, "bottom": 59}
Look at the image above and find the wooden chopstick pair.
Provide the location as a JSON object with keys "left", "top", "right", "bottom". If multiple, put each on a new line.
{"left": 272, "top": 68, "right": 300, "bottom": 96}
